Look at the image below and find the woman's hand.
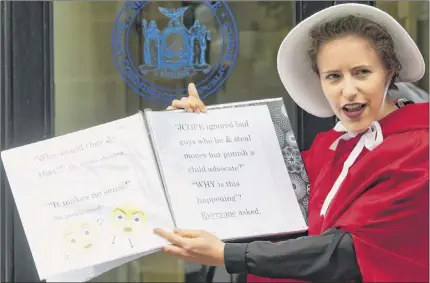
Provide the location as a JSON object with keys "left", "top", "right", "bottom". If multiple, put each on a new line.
{"left": 167, "top": 83, "right": 207, "bottom": 113}
{"left": 154, "top": 228, "right": 225, "bottom": 267}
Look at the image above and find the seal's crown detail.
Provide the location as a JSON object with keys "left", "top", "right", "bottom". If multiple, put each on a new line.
{"left": 141, "top": 7, "right": 212, "bottom": 78}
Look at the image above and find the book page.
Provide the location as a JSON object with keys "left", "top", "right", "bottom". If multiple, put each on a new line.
{"left": 146, "top": 105, "right": 307, "bottom": 241}
{"left": 45, "top": 253, "right": 146, "bottom": 282}
{"left": 1, "top": 113, "right": 174, "bottom": 280}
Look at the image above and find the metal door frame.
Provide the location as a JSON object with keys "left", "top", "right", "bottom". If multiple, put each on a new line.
{"left": 1, "top": 1, "right": 53, "bottom": 282}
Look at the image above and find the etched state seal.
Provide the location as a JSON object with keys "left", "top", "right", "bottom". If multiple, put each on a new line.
{"left": 112, "top": 1, "right": 239, "bottom": 104}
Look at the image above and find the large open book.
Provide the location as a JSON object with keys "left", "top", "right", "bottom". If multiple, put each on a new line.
{"left": 1, "top": 98, "right": 310, "bottom": 282}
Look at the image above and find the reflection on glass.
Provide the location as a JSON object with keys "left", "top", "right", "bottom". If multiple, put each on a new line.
{"left": 377, "top": 1, "right": 429, "bottom": 92}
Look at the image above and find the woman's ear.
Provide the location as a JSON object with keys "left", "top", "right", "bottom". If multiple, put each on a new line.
{"left": 386, "top": 68, "right": 395, "bottom": 82}
{"left": 385, "top": 68, "right": 399, "bottom": 91}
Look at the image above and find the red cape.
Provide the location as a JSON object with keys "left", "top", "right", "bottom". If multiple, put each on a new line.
{"left": 248, "top": 102, "right": 429, "bottom": 282}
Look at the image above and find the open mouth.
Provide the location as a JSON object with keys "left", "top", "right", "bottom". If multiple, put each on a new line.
{"left": 123, "top": 226, "right": 133, "bottom": 233}
{"left": 341, "top": 103, "right": 367, "bottom": 119}
{"left": 342, "top": 103, "right": 366, "bottom": 112}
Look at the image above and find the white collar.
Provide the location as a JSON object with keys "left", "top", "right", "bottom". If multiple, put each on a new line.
{"left": 320, "top": 121, "right": 384, "bottom": 216}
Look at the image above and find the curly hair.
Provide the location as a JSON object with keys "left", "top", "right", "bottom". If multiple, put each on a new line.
{"left": 308, "top": 15, "right": 402, "bottom": 90}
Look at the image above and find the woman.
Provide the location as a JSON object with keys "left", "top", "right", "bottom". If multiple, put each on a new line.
{"left": 154, "top": 3, "right": 429, "bottom": 282}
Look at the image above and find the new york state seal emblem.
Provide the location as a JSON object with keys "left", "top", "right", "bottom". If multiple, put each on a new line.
{"left": 112, "top": 1, "right": 239, "bottom": 104}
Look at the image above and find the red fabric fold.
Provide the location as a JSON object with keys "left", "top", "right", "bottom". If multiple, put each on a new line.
{"left": 248, "top": 103, "right": 429, "bottom": 282}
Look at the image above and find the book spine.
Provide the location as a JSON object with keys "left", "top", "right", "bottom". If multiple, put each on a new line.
{"left": 141, "top": 109, "right": 178, "bottom": 228}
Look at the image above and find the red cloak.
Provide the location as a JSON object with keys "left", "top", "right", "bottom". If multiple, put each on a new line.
{"left": 248, "top": 102, "right": 429, "bottom": 282}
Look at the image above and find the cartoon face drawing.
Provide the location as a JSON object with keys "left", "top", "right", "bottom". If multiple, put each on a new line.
{"left": 109, "top": 206, "right": 147, "bottom": 248}
{"left": 62, "top": 222, "right": 100, "bottom": 260}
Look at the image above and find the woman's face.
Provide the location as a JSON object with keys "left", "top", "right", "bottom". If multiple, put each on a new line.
{"left": 317, "top": 34, "right": 394, "bottom": 133}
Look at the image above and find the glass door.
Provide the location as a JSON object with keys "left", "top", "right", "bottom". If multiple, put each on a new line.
{"left": 52, "top": 1, "right": 295, "bottom": 282}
